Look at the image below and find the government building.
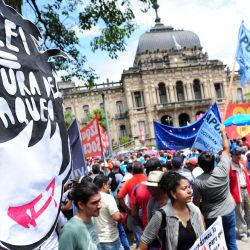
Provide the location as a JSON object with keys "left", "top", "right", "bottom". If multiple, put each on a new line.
{"left": 60, "top": 10, "right": 250, "bottom": 149}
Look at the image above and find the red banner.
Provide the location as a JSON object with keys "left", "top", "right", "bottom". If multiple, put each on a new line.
{"left": 80, "top": 116, "right": 103, "bottom": 158}
{"left": 225, "top": 103, "right": 250, "bottom": 140}
{"left": 99, "top": 125, "right": 109, "bottom": 150}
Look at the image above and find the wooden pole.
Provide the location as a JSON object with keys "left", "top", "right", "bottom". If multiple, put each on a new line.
{"left": 223, "top": 59, "right": 236, "bottom": 121}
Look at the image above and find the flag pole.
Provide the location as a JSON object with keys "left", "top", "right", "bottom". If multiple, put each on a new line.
{"left": 223, "top": 59, "right": 236, "bottom": 121}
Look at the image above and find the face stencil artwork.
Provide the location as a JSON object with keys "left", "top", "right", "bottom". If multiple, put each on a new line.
{"left": 0, "top": 2, "right": 71, "bottom": 249}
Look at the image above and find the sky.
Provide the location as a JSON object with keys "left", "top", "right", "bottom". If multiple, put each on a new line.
{"left": 80, "top": 0, "right": 250, "bottom": 85}
{"left": 22, "top": 0, "right": 250, "bottom": 85}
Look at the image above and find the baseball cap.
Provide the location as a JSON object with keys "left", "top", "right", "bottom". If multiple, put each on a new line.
{"left": 186, "top": 157, "right": 198, "bottom": 166}
{"left": 142, "top": 171, "right": 164, "bottom": 187}
{"left": 171, "top": 156, "right": 183, "bottom": 168}
{"left": 230, "top": 143, "right": 244, "bottom": 155}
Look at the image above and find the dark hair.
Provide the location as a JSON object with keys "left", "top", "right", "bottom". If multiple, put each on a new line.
{"left": 145, "top": 158, "right": 162, "bottom": 176}
{"left": 126, "top": 162, "right": 133, "bottom": 173}
{"left": 132, "top": 161, "right": 144, "bottom": 174}
{"left": 198, "top": 151, "right": 215, "bottom": 172}
{"left": 79, "top": 176, "right": 92, "bottom": 183}
{"left": 92, "top": 164, "right": 100, "bottom": 174}
{"left": 93, "top": 175, "right": 109, "bottom": 189}
{"left": 159, "top": 172, "right": 188, "bottom": 203}
{"left": 71, "top": 180, "right": 99, "bottom": 208}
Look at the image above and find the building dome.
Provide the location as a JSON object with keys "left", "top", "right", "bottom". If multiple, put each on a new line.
{"left": 136, "top": 23, "right": 201, "bottom": 54}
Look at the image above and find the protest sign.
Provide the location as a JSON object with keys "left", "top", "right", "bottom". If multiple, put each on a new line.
{"left": 99, "top": 124, "right": 109, "bottom": 151}
{"left": 68, "top": 119, "right": 87, "bottom": 177}
{"left": 0, "top": 1, "right": 71, "bottom": 249}
{"left": 80, "top": 116, "right": 103, "bottom": 158}
{"left": 190, "top": 217, "right": 227, "bottom": 250}
{"left": 192, "top": 108, "right": 222, "bottom": 154}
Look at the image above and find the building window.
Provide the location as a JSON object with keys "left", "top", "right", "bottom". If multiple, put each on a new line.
{"left": 193, "top": 79, "right": 202, "bottom": 100}
{"left": 65, "top": 107, "right": 72, "bottom": 112}
{"left": 138, "top": 121, "right": 146, "bottom": 133}
{"left": 160, "top": 115, "right": 173, "bottom": 126}
{"left": 237, "top": 88, "right": 243, "bottom": 102}
{"left": 158, "top": 82, "right": 168, "bottom": 104}
{"left": 83, "top": 105, "right": 89, "bottom": 115}
{"left": 120, "top": 125, "right": 127, "bottom": 137}
{"left": 133, "top": 91, "right": 143, "bottom": 108}
{"left": 116, "top": 101, "right": 124, "bottom": 114}
{"left": 179, "top": 113, "right": 190, "bottom": 127}
{"left": 176, "top": 81, "right": 185, "bottom": 102}
{"left": 214, "top": 83, "right": 222, "bottom": 99}
{"left": 100, "top": 102, "right": 104, "bottom": 109}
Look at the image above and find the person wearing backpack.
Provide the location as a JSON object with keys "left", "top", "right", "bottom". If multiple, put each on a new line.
{"left": 108, "top": 160, "right": 123, "bottom": 197}
{"left": 139, "top": 172, "right": 204, "bottom": 250}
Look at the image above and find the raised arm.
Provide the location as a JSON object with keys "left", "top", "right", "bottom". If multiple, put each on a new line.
{"left": 220, "top": 124, "right": 230, "bottom": 157}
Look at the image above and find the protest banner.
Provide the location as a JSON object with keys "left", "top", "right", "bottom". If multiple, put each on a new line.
{"left": 68, "top": 119, "right": 87, "bottom": 177}
{"left": 190, "top": 217, "right": 227, "bottom": 250}
{"left": 0, "top": 1, "right": 71, "bottom": 249}
{"left": 224, "top": 103, "right": 250, "bottom": 141}
{"left": 80, "top": 116, "right": 103, "bottom": 158}
{"left": 154, "top": 103, "right": 220, "bottom": 150}
{"left": 192, "top": 107, "right": 222, "bottom": 154}
{"left": 99, "top": 124, "right": 109, "bottom": 151}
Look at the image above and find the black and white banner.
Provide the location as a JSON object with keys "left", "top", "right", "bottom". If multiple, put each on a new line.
{"left": 0, "top": 1, "right": 71, "bottom": 249}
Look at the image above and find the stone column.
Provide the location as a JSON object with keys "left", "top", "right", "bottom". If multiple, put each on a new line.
{"left": 187, "top": 83, "right": 192, "bottom": 100}
{"left": 169, "top": 85, "right": 175, "bottom": 102}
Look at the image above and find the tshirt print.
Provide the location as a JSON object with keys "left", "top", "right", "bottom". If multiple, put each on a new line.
{"left": 0, "top": 1, "right": 71, "bottom": 249}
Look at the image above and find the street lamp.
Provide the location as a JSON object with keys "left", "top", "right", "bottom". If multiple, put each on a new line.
{"left": 101, "top": 92, "right": 113, "bottom": 157}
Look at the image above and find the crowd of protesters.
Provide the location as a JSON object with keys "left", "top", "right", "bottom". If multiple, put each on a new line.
{"left": 58, "top": 127, "right": 250, "bottom": 250}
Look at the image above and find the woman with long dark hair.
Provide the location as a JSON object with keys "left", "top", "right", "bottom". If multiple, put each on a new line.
{"left": 139, "top": 172, "right": 204, "bottom": 250}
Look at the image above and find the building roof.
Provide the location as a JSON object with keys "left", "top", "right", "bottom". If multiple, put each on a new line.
{"left": 136, "top": 23, "right": 201, "bottom": 54}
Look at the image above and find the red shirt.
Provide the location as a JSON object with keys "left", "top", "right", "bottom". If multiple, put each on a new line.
{"left": 118, "top": 174, "right": 147, "bottom": 207}
{"left": 130, "top": 184, "right": 151, "bottom": 229}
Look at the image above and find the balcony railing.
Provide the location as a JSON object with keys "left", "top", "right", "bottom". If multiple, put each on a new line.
{"left": 155, "top": 98, "right": 212, "bottom": 111}
{"left": 115, "top": 110, "right": 128, "bottom": 119}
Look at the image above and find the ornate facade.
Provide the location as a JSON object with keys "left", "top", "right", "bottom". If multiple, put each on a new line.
{"left": 61, "top": 18, "right": 250, "bottom": 148}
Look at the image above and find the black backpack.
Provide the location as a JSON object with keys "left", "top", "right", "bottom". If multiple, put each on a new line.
{"left": 108, "top": 171, "right": 120, "bottom": 192}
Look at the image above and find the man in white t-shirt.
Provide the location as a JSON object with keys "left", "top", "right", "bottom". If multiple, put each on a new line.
{"left": 93, "top": 175, "right": 124, "bottom": 250}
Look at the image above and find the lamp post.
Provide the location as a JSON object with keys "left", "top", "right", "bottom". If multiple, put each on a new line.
{"left": 101, "top": 92, "right": 113, "bottom": 157}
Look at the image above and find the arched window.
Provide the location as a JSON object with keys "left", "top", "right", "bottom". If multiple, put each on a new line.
{"left": 237, "top": 88, "right": 243, "bottom": 102}
{"left": 65, "top": 107, "right": 72, "bottom": 112}
{"left": 83, "top": 105, "right": 89, "bottom": 115}
{"left": 193, "top": 79, "right": 202, "bottom": 100}
{"left": 100, "top": 102, "right": 104, "bottom": 109}
{"left": 116, "top": 101, "right": 124, "bottom": 114}
{"left": 179, "top": 113, "right": 190, "bottom": 127}
{"left": 158, "top": 82, "right": 167, "bottom": 104}
{"left": 176, "top": 81, "right": 185, "bottom": 102}
{"left": 161, "top": 115, "right": 173, "bottom": 126}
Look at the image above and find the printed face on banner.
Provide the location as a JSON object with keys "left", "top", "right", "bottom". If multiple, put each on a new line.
{"left": 0, "top": 2, "right": 71, "bottom": 249}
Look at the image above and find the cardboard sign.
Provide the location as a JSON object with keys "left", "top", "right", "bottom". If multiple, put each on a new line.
{"left": 190, "top": 217, "right": 227, "bottom": 250}
{"left": 0, "top": 1, "right": 71, "bottom": 249}
{"left": 80, "top": 116, "right": 103, "bottom": 157}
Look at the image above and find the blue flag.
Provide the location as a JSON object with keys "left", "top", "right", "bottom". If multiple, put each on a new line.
{"left": 68, "top": 119, "right": 87, "bottom": 177}
{"left": 192, "top": 108, "right": 222, "bottom": 154}
{"left": 154, "top": 103, "right": 220, "bottom": 150}
{"left": 236, "top": 22, "right": 250, "bottom": 86}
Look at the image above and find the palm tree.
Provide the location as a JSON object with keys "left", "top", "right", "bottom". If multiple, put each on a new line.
{"left": 85, "top": 108, "right": 107, "bottom": 130}
{"left": 64, "top": 111, "right": 75, "bottom": 128}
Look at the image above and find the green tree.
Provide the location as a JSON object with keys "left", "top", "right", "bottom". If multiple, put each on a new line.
{"left": 85, "top": 108, "right": 106, "bottom": 129}
{"left": 5, "top": 0, "right": 156, "bottom": 87}
{"left": 119, "top": 136, "right": 131, "bottom": 145}
{"left": 64, "top": 110, "right": 75, "bottom": 128}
